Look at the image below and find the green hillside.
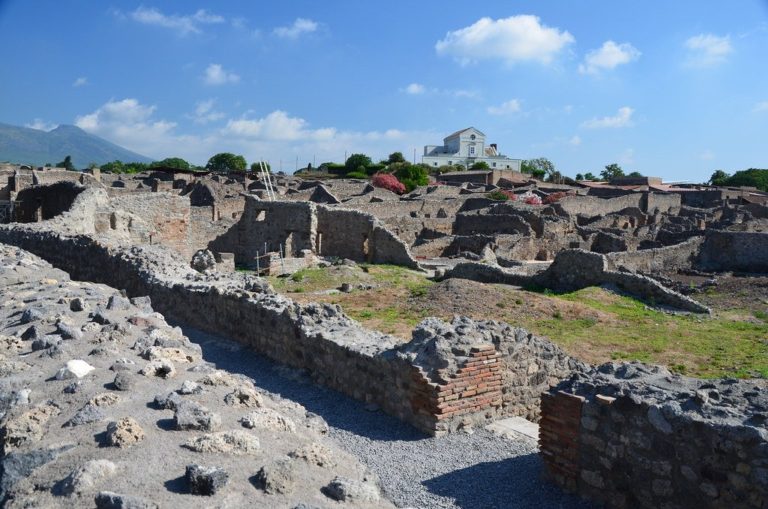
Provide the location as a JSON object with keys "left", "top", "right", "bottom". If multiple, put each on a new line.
{"left": 0, "top": 122, "right": 151, "bottom": 168}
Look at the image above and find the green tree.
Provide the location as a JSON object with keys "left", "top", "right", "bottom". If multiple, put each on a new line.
{"left": 152, "top": 157, "right": 190, "bottom": 170}
{"left": 708, "top": 170, "right": 729, "bottom": 186}
{"left": 470, "top": 161, "right": 490, "bottom": 170}
{"left": 345, "top": 153, "right": 372, "bottom": 174}
{"left": 718, "top": 168, "right": 768, "bottom": 191}
{"left": 387, "top": 151, "right": 406, "bottom": 164}
{"left": 521, "top": 157, "right": 555, "bottom": 180}
{"left": 56, "top": 155, "right": 76, "bottom": 171}
{"left": 206, "top": 153, "right": 247, "bottom": 172}
{"left": 627, "top": 171, "right": 644, "bottom": 177}
{"left": 250, "top": 161, "right": 272, "bottom": 173}
{"left": 394, "top": 164, "right": 429, "bottom": 192}
{"left": 584, "top": 172, "right": 596, "bottom": 181}
{"left": 600, "top": 163, "right": 625, "bottom": 181}
{"left": 575, "top": 173, "right": 584, "bottom": 181}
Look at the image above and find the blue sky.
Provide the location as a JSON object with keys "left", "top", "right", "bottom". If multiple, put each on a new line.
{"left": 1, "top": 1, "right": 767, "bottom": 180}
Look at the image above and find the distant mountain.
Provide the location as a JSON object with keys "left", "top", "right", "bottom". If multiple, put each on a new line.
{"left": 0, "top": 122, "right": 152, "bottom": 168}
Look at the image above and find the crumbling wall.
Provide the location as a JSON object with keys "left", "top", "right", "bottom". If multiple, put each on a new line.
{"left": 109, "top": 193, "right": 192, "bottom": 258}
{"left": 540, "top": 362, "right": 768, "bottom": 509}
{"left": 606, "top": 237, "right": 703, "bottom": 273}
{"left": 13, "top": 182, "right": 85, "bottom": 222}
{"left": 315, "top": 205, "right": 419, "bottom": 267}
{"left": 554, "top": 194, "right": 643, "bottom": 217}
{"left": 697, "top": 230, "right": 768, "bottom": 273}
{"left": 0, "top": 221, "right": 568, "bottom": 435}
{"left": 646, "top": 192, "right": 681, "bottom": 212}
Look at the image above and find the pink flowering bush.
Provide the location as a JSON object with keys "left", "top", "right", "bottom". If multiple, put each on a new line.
{"left": 372, "top": 172, "right": 406, "bottom": 194}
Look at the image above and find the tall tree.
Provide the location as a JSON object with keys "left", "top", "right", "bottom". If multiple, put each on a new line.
{"left": 206, "top": 153, "right": 247, "bottom": 172}
{"left": 152, "top": 157, "right": 190, "bottom": 170}
{"left": 386, "top": 151, "right": 406, "bottom": 164}
{"left": 708, "top": 170, "right": 729, "bottom": 186}
{"left": 600, "top": 163, "right": 625, "bottom": 181}
{"left": 521, "top": 157, "right": 555, "bottom": 180}
{"left": 56, "top": 155, "right": 75, "bottom": 171}
{"left": 344, "top": 153, "right": 372, "bottom": 174}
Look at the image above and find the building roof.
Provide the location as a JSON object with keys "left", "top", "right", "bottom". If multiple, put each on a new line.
{"left": 444, "top": 127, "right": 485, "bottom": 139}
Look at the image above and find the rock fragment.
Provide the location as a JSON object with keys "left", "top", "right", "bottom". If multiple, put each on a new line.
{"left": 253, "top": 458, "right": 296, "bottom": 495}
{"left": 186, "top": 464, "right": 229, "bottom": 496}
{"left": 183, "top": 430, "right": 260, "bottom": 455}
{"left": 56, "top": 359, "right": 95, "bottom": 380}
{"left": 106, "top": 417, "right": 145, "bottom": 448}
{"left": 174, "top": 400, "right": 220, "bottom": 431}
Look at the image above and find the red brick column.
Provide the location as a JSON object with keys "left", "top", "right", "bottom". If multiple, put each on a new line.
{"left": 539, "top": 390, "right": 584, "bottom": 491}
{"left": 409, "top": 344, "right": 504, "bottom": 434}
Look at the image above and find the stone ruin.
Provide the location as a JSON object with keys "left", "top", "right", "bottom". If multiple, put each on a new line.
{"left": 0, "top": 165, "right": 766, "bottom": 507}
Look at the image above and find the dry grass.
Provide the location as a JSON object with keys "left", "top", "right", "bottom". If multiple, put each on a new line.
{"left": 265, "top": 266, "right": 768, "bottom": 378}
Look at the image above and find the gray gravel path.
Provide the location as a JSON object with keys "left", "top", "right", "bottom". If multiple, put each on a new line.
{"left": 182, "top": 324, "right": 595, "bottom": 509}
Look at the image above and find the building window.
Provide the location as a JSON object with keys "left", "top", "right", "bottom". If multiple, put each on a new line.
{"left": 470, "top": 134, "right": 476, "bottom": 140}
{"left": 434, "top": 162, "right": 438, "bottom": 166}
{"left": 492, "top": 162, "right": 496, "bottom": 167}
{"left": 469, "top": 146, "right": 475, "bottom": 155}
{"left": 448, "top": 161, "right": 452, "bottom": 165}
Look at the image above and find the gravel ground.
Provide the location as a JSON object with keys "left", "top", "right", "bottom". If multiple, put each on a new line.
{"left": 182, "top": 324, "right": 595, "bottom": 509}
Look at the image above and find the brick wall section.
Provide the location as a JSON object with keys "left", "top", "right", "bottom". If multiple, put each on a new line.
{"left": 539, "top": 391, "right": 584, "bottom": 492}
{"left": 408, "top": 345, "right": 503, "bottom": 432}
{"left": 434, "top": 345, "right": 503, "bottom": 422}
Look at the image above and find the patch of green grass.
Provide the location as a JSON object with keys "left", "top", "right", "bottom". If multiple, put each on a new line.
{"left": 529, "top": 287, "right": 768, "bottom": 379}
{"left": 754, "top": 310, "right": 768, "bottom": 321}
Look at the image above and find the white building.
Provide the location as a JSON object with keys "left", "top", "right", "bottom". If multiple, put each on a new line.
{"left": 422, "top": 127, "right": 521, "bottom": 171}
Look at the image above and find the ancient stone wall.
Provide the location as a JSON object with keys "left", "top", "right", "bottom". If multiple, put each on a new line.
{"left": 697, "top": 230, "right": 768, "bottom": 272}
{"left": 540, "top": 363, "right": 768, "bottom": 509}
{"left": 605, "top": 237, "right": 703, "bottom": 273}
{"left": 646, "top": 192, "right": 681, "bottom": 212}
{"left": 442, "top": 249, "right": 710, "bottom": 313}
{"left": 109, "top": 193, "right": 192, "bottom": 258}
{"left": 0, "top": 218, "right": 574, "bottom": 435}
{"left": 554, "top": 193, "right": 643, "bottom": 217}
{"left": 13, "top": 182, "right": 85, "bottom": 223}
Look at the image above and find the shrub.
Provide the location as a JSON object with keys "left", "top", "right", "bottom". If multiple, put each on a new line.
{"left": 394, "top": 165, "right": 429, "bottom": 192}
{"left": 372, "top": 172, "right": 406, "bottom": 194}
{"left": 346, "top": 171, "right": 368, "bottom": 179}
{"left": 487, "top": 189, "right": 518, "bottom": 201}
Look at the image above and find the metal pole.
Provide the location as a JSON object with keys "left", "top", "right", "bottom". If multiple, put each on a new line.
{"left": 280, "top": 244, "right": 285, "bottom": 274}
{"left": 256, "top": 249, "right": 260, "bottom": 275}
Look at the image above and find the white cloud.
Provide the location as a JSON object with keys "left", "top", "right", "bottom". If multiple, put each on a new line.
{"left": 274, "top": 18, "right": 318, "bottom": 39}
{"left": 400, "top": 84, "right": 479, "bottom": 99}
{"left": 203, "top": 64, "right": 240, "bottom": 86}
{"left": 579, "top": 40, "right": 640, "bottom": 74}
{"left": 223, "top": 111, "right": 332, "bottom": 141}
{"left": 435, "top": 15, "right": 574, "bottom": 65}
{"left": 25, "top": 119, "right": 58, "bottom": 131}
{"left": 128, "top": 6, "right": 224, "bottom": 36}
{"left": 75, "top": 98, "right": 180, "bottom": 157}
{"left": 581, "top": 106, "right": 634, "bottom": 129}
{"left": 486, "top": 99, "right": 522, "bottom": 115}
{"left": 191, "top": 99, "right": 225, "bottom": 124}
{"left": 568, "top": 135, "right": 581, "bottom": 146}
{"left": 404, "top": 83, "right": 425, "bottom": 95}
{"left": 684, "top": 34, "right": 732, "bottom": 67}
{"left": 73, "top": 99, "right": 438, "bottom": 169}
{"left": 753, "top": 101, "right": 768, "bottom": 112}
{"left": 72, "top": 77, "right": 88, "bottom": 87}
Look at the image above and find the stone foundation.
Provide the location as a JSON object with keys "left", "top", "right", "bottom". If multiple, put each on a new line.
{"left": 540, "top": 363, "right": 768, "bottom": 508}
